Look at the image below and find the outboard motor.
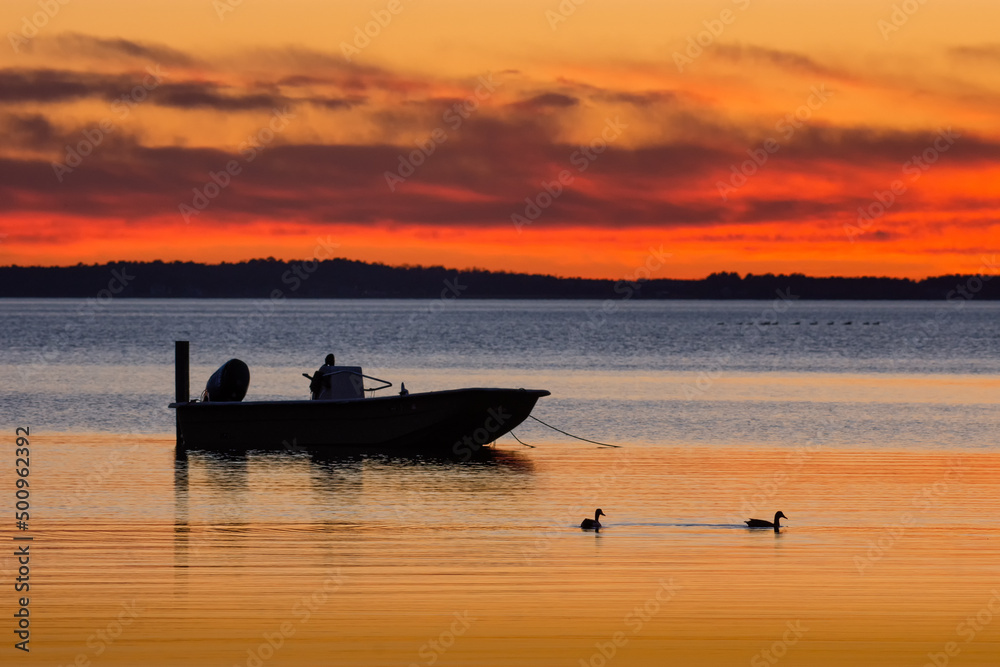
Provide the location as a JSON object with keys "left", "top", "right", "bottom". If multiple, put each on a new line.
{"left": 202, "top": 359, "right": 250, "bottom": 402}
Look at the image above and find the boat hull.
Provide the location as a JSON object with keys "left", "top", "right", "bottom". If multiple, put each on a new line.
{"left": 170, "top": 387, "right": 549, "bottom": 453}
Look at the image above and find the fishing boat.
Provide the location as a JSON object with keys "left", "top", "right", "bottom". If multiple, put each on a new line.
{"left": 168, "top": 342, "right": 549, "bottom": 453}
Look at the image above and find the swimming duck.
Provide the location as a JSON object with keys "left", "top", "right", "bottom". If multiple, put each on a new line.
{"left": 745, "top": 511, "right": 787, "bottom": 529}
{"left": 581, "top": 509, "right": 605, "bottom": 529}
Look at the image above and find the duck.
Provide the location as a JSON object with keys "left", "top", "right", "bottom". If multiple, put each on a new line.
{"left": 581, "top": 508, "right": 605, "bottom": 529}
{"left": 745, "top": 511, "right": 787, "bottom": 529}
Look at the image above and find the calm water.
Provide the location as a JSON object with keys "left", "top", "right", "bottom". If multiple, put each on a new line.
{"left": 2, "top": 299, "right": 999, "bottom": 665}
{"left": 3, "top": 298, "right": 1000, "bottom": 448}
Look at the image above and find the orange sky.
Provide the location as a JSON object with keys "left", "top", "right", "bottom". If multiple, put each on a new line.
{"left": 1, "top": 0, "right": 998, "bottom": 279}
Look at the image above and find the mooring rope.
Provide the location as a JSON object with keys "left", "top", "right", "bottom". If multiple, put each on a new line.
{"left": 507, "top": 430, "right": 535, "bottom": 448}
{"left": 524, "top": 415, "right": 622, "bottom": 448}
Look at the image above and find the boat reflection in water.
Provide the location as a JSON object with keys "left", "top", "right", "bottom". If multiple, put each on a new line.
{"left": 172, "top": 444, "right": 536, "bottom": 573}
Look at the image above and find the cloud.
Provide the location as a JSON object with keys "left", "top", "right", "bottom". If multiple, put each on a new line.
{"left": 0, "top": 120, "right": 994, "bottom": 241}
{"left": 153, "top": 82, "right": 290, "bottom": 111}
{"left": 0, "top": 69, "right": 129, "bottom": 103}
{"left": 49, "top": 33, "right": 199, "bottom": 68}
{"left": 1, "top": 33, "right": 995, "bottom": 254}
{"left": 1, "top": 39, "right": 432, "bottom": 109}
{"left": 602, "top": 90, "right": 677, "bottom": 107}
{"left": 1, "top": 113, "right": 59, "bottom": 148}
{"left": 277, "top": 75, "right": 337, "bottom": 87}
{"left": 233, "top": 45, "right": 437, "bottom": 95}
{"left": 776, "top": 126, "right": 1000, "bottom": 164}
{"left": 552, "top": 76, "right": 680, "bottom": 109}
{"left": 306, "top": 96, "right": 365, "bottom": 110}
{"left": 512, "top": 92, "right": 580, "bottom": 109}
{"left": 0, "top": 125, "right": 758, "bottom": 230}
{"left": 0, "top": 69, "right": 361, "bottom": 113}
{"left": 711, "top": 43, "right": 847, "bottom": 79}
{"left": 948, "top": 44, "right": 1000, "bottom": 62}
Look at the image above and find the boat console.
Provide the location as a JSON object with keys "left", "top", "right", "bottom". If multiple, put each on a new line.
{"left": 314, "top": 366, "right": 365, "bottom": 400}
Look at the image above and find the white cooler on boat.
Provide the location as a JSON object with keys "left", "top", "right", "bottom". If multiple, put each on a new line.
{"left": 316, "top": 366, "right": 365, "bottom": 399}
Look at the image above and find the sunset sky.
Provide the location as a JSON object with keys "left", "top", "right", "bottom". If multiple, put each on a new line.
{"left": 1, "top": 0, "right": 998, "bottom": 279}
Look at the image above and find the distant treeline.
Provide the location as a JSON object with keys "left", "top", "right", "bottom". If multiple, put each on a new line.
{"left": 0, "top": 259, "right": 997, "bottom": 300}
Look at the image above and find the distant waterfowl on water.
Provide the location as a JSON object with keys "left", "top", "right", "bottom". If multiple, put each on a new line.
{"left": 746, "top": 511, "right": 787, "bottom": 529}
{"left": 581, "top": 509, "right": 605, "bottom": 529}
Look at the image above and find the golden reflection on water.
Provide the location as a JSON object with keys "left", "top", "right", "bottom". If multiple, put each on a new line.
{"left": 7, "top": 435, "right": 1000, "bottom": 666}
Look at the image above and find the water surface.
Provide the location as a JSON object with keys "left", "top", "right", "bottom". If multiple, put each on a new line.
{"left": 2, "top": 299, "right": 999, "bottom": 665}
